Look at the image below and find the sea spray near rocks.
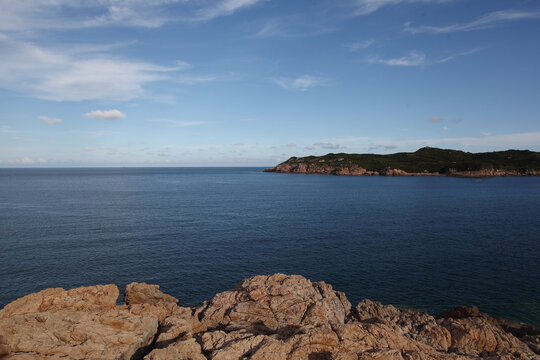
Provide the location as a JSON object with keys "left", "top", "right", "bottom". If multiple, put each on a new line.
{"left": 1, "top": 274, "right": 539, "bottom": 359}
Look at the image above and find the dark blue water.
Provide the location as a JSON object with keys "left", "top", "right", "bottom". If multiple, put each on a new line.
{"left": 0, "top": 168, "right": 539, "bottom": 326}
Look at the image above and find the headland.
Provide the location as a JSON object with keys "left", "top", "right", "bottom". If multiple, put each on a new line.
{"left": 264, "top": 147, "right": 540, "bottom": 177}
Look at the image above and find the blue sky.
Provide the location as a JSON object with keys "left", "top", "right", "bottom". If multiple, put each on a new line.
{"left": 1, "top": 0, "right": 539, "bottom": 166}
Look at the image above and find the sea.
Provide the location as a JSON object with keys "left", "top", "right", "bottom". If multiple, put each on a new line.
{"left": 0, "top": 168, "right": 539, "bottom": 327}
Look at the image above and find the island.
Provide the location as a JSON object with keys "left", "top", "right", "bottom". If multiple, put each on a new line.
{"left": 264, "top": 147, "right": 540, "bottom": 177}
{"left": 1, "top": 274, "right": 539, "bottom": 359}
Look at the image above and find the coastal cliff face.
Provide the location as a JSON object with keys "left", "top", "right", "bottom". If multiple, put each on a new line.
{"left": 1, "top": 274, "right": 539, "bottom": 359}
{"left": 264, "top": 162, "right": 540, "bottom": 177}
{"left": 264, "top": 148, "right": 540, "bottom": 177}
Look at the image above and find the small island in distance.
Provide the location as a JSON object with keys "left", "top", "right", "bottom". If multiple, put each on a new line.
{"left": 264, "top": 147, "right": 540, "bottom": 177}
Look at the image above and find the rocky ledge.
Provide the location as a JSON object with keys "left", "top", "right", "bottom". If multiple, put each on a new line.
{"left": 1, "top": 274, "right": 539, "bottom": 360}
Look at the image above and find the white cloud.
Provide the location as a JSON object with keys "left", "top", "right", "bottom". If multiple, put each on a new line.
{"left": 272, "top": 75, "right": 330, "bottom": 91}
{"left": 193, "top": 0, "right": 264, "bottom": 21}
{"left": 84, "top": 109, "right": 126, "bottom": 120}
{"left": 0, "top": 125, "right": 16, "bottom": 133}
{"left": 313, "top": 141, "right": 345, "bottom": 150}
{"left": 350, "top": 0, "right": 454, "bottom": 16}
{"left": 367, "top": 144, "right": 397, "bottom": 152}
{"left": 304, "top": 145, "right": 315, "bottom": 150}
{"left": 359, "top": 132, "right": 540, "bottom": 151}
{"left": 0, "top": 39, "right": 182, "bottom": 101}
{"left": 0, "top": 1, "right": 265, "bottom": 32}
{"left": 428, "top": 116, "right": 443, "bottom": 123}
{"left": 436, "top": 48, "right": 484, "bottom": 64}
{"left": 7, "top": 156, "right": 46, "bottom": 164}
{"left": 251, "top": 16, "right": 334, "bottom": 38}
{"left": 177, "top": 74, "right": 217, "bottom": 85}
{"left": 366, "top": 48, "right": 481, "bottom": 67}
{"left": 0, "top": 1, "right": 186, "bottom": 31}
{"left": 346, "top": 39, "right": 375, "bottom": 52}
{"left": 405, "top": 10, "right": 540, "bottom": 34}
{"left": 39, "top": 115, "right": 62, "bottom": 124}
{"left": 366, "top": 51, "right": 426, "bottom": 66}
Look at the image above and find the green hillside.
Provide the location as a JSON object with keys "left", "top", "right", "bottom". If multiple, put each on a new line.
{"left": 282, "top": 147, "right": 540, "bottom": 173}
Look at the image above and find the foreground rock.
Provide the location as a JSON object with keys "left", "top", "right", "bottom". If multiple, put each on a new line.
{"left": 0, "top": 285, "right": 158, "bottom": 360}
{"left": 1, "top": 275, "right": 539, "bottom": 359}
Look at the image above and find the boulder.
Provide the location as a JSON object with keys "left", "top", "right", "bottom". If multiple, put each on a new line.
{"left": 0, "top": 284, "right": 158, "bottom": 360}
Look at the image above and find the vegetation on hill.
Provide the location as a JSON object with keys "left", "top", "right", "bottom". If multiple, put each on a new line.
{"left": 277, "top": 147, "right": 540, "bottom": 173}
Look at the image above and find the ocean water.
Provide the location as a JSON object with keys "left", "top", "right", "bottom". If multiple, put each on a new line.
{"left": 0, "top": 168, "right": 539, "bottom": 327}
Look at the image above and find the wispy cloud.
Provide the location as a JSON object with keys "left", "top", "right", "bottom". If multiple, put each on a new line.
{"left": 193, "top": 0, "right": 264, "bottom": 22}
{"left": 0, "top": 1, "right": 265, "bottom": 32}
{"left": 84, "top": 109, "right": 126, "bottom": 120}
{"left": 0, "top": 38, "right": 182, "bottom": 101}
{"left": 272, "top": 75, "right": 330, "bottom": 91}
{"left": 351, "top": 132, "right": 540, "bottom": 151}
{"left": 346, "top": 39, "right": 375, "bottom": 52}
{"left": 149, "top": 119, "right": 207, "bottom": 127}
{"left": 0, "top": 1, "right": 184, "bottom": 31}
{"left": 428, "top": 116, "right": 443, "bottom": 123}
{"left": 313, "top": 141, "right": 345, "bottom": 150}
{"left": 0, "top": 126, "right": 16, "bottom": 134}
{"left": 251, "top": 16, "right": 334, "bottom": 38}
{"left": 367, "top": 144, "right": 397, "bottom": 152}
{"left": 366, "top": 48, "right": 482, "bottom": 67}
{"left": 177, "top": 74, "right": 217, "bottom": 85}
{"left": 366, "top": 50, "right": 426, "bottom": 67}
{"left": 7, "top": 156, "right": 47, "bottom": 165}
{"left": 404, "top": 9, "right": 540, "bottom": 34}
{"left": 39, "top": 116, "right": 62, "bottom": 124}
{"left": 177, "top": 71, "right": 240, "bottom": 85}
{"left": 350, "top": 0, "right": 454, "bottom": 16}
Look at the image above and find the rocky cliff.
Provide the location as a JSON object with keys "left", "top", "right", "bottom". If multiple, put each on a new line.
{"left": 264, "top": 147, "right": 540, "bottom": 177}
{"left": 1, "top": 274, "right": 539, "bottom": 359}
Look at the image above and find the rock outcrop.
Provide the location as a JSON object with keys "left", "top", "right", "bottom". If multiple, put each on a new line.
{"left": 1, "top": 274, "right": 539, "bottom": 359}
{"left": 0, "top": 284, "right": 158, "bottom": 360}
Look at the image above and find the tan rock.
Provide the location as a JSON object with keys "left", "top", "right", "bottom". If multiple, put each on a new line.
{"left": 2, "top": 274, "right": 539, "bottom": 360}
{"left": 124, "top": 282, "right": 182, "bottom": 323}
{"left": 354, "top": 299, "right": 451, "bottom": 351}
{"left": 439, "top": 314, "right": 536, "bottom": 357}
{"left": 0, "top": 284, "right": 118, "bottom": 319}
{"left": 0, "top": 284, "right": 158, "bottom": 360}
{"left": 145, "top": 338, "right": 206, "bottom": 360}
{"left": 125, "top": 282, "right": 178, "bottom": 307}
{"left": 198, "top": 273, "right": 351, "bottom": 332}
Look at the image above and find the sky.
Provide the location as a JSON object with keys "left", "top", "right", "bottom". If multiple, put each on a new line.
{"left": 1, "top": 0, "right": 539, "bottom": 167}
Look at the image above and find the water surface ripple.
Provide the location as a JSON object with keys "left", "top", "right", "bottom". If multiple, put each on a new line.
{"left": 0, "top": 168, "right": 539, "bottom": 326}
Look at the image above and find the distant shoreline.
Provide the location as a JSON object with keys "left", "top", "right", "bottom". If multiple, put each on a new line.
{"left": 264, "top": 147, "right": 540, "bottom": 177}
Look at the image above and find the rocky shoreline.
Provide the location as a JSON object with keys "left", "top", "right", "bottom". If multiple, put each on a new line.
{"left": 1, "top": 274, "right": 539, "bottom": 359}
{"left": 264, "top": 163, "right": 540, "bottom": 177}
